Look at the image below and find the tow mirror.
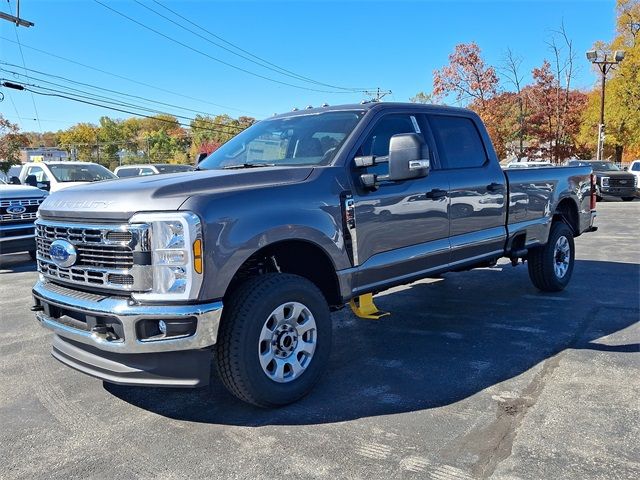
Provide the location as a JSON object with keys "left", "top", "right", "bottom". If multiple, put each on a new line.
{"left": 354, "top": 133, "right": 430, "bottom": 189}
{"left": 387, "top": 133, "right": 430, "bottom": 182}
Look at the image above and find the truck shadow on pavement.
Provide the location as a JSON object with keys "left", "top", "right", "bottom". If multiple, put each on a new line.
{"left": 0, "top": 254, "right": 37, "bottom": 274}
{"left": 106, "top": 258, "right": 639, "bottom": 426}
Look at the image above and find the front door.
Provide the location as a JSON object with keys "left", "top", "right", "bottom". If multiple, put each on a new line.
{"left": 350, "top": 112, "right": 450, "bottom": 293}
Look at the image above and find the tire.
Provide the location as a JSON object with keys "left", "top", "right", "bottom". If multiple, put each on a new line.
{"left": 622, "top": 197, "right": 635, "bottom": 202}
{"left": 215, "top": 273, "right": 331, "bottom": 407}
{"left": 527, "top": 222, "right": 575, "bottom": 292}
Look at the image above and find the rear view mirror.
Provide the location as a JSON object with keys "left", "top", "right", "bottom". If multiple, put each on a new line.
{"left": 387, "top": 133, "right": 430, "bottom": 182}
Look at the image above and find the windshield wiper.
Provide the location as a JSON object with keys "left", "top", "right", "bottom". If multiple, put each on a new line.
{"left": 221, "top": 163, "right": 276, "bottom": 170}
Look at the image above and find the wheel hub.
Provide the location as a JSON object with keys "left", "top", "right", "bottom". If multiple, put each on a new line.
{"left": 273, "top": 324, "right": 298, "bottom": 358}
{"left": 553, "top": 235, "right": 571, "bottom": 278}
{"left": 258, "top": 301, "right": 318, "bottom": 383}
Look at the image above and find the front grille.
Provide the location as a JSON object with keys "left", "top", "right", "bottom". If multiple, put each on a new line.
{"left": 608, "top": 177, "right": 636, "bottom": 188}
{"left": 35, "top": 220, "right": 151, "bottom": 292}
{"left": 36, "top": 224, "right": 134, "bottom": 269}
{"left": 0, "top": 197, "right": 44, "bottom": 223}
{"left": 108, "top": 273, "right": 135, "bottom": 285}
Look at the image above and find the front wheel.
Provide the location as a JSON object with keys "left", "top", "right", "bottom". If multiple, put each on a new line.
{"left": 527, "top": 222, "right": 575, "bottom": 292}
{"left": 215, "top": 273, "right": 331, "bottom": 407}
{"left": 621, "top": 197, "right": 635, "bottom": 202}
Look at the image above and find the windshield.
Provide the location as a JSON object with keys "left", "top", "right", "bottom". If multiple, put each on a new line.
{"left": 198, "top": 111, "right": 364, "bottom": 169}
{"left": 157, "top": 164, "right": 194, "bottom": 173}
{"left": 590, "top": 161, "right": 620, "bottom": 171}
{"left": 49, "top": 163, "right": 117, "bottom": 182}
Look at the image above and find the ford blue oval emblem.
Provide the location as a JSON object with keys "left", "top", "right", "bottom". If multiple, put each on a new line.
{"left": 6, "top": 205, "right": 27, "bottom": 215}
{"left": 49, "top": 240, "right": 77, "bottom": 268}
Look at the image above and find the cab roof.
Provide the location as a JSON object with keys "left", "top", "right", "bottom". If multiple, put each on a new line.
{"left": 270, "top": 102, "right": 472, "bottom": 119}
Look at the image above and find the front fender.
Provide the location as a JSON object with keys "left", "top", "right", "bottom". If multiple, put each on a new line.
{"left": 180, "top": 170, "right": 352, "bottom": 301}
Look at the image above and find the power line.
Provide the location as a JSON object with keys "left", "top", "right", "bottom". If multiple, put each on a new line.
{"left": 7, "top": 0, "right": 41, "bottom": 130}
{"left": 0, "top": 61, "right": 245, "bottom": 125}
{"left": 0, "top": 36, "right": 257, "bottom": 116}
{"left": 93, "top": 0, "right": 361, "bottom": 94}
{"left": 140, "top": 0, "right": 368, "bottom": 92}
{"left": 1, "top": 79, "right": 252, "bottom": 136}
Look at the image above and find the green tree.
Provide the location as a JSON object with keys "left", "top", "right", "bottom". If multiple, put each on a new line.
{"left": 579, "top": 0, "right": 640, "bottom": 161}
{"left": 0, "top": 114, "right": 28, "bottom": 174}
{"left": 57, "top": 122, "right": 99, "bottom": 161}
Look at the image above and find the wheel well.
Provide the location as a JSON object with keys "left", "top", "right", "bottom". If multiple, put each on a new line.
{"left": 554, "top": 198, "right": 579, "bottom": 235}
{"left": 225, "top": 240, "right": 342, "bottom": 306}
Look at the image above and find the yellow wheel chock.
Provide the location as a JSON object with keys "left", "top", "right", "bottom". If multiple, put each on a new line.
{"left": 349, "top": 293, "right": 390, "bottom": 320}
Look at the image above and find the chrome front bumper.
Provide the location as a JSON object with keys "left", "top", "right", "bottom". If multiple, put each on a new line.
{"left": 32, "top": 280, "right": 223, "bottom": 354}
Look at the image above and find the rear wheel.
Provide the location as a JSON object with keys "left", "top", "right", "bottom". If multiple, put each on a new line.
{"left": 215, "top": 273, "right": 331, "bottom": 407}
{"left": 622, "top": 197, "right": 635, "bottom": 202}
{"left": 527, "top": 222, "right": 575, "bottom": 292}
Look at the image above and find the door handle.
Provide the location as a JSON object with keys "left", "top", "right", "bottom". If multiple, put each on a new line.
{"left": 487, "top": 182, "right": 504, "bottom": 193}
{"left": 426, "top": 188, "right": 447, "bottom": 199}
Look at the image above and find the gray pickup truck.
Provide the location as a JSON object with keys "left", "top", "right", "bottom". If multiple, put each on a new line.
{"left": 31, "top": 103, "right": 597, "bottom": 407}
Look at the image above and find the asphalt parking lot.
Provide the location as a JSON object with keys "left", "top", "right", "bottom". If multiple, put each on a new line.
{"left": 1, "top": 201, "right": 638, "bottom": 480}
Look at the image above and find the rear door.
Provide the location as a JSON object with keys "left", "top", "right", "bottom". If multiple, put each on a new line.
{"left": 350, "top": 111, "right": 450, "bottom": 292}
{"left": 426, "top": 113, "right": 507, "bottom": 264}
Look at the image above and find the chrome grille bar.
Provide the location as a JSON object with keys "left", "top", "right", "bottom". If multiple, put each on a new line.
{"left": 35, "top": 219, "right": 151, "bottom": 292}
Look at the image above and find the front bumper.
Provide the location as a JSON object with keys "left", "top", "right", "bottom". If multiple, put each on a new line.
{"left": 32, "top": 280, "right": 223, "bottom": 387}
{"left": 600, "top": 187, "right": 638, "bottom": 197}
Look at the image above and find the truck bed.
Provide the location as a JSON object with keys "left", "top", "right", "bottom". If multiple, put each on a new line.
{"left": 504, "top": 165, "right": 593, "bottom": 248}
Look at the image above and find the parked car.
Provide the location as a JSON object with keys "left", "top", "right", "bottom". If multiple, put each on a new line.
{"left": 114, "top": 164, "right": 194, "bottom": 178}
{"left": 505, "top": 161, "right": 554, "bottom": 169}
{"left": 627, "top": 160, "right": 640, "bottom": 190}
{"left": 0, "top": 179, "right": 48, "bottom": 257}
{"left": 31, "top": 103, "right": 597, "bottom": 407}
{"left": 565, "top": 160, "right": 637, "bottom": 201}
{"left": 17, "top": 161, "right": 117, "bottom": 193}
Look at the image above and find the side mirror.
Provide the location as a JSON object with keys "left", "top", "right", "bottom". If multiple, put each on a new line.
{"left": 37, "top": 181, "right": 51, "bottom": 191}
{"left": 9, "top": 176, "right": 21, "bottom": 185}
{"left": 387, "top": 133, "right": 430, "bottom": 181}
{"left": 24, "top": 175, "right": 38, "bottom": 187}
{"left": 623, "top": 166, "right": 628, "bottom": 171}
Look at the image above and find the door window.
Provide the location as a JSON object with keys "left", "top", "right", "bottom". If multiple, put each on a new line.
{"left": 27, "top": 166, "right": 49, "bottom": 182}
{"left": 428, "top": 115, "right": 487, "bottom": 169}
{"left": 357, "top": 114, "right": 423, "bottom": 176}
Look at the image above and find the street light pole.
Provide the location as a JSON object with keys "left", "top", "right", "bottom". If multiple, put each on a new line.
{"left": 586, "top": 50, "right": 625, "bottom": 160}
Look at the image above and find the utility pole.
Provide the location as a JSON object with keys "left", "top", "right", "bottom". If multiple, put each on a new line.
{"left": 363, "top": 88, "right": 392, "bottom": 103}
{"left": 0, "top": 0, "right": 34, "bottom": 27}
{"left": 585, "top": 50, "right": 625, "bottom": 160}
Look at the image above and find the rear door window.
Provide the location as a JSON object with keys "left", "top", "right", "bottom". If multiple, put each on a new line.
{"left": 428, "top": 115, "right": 487, "bottom": 169}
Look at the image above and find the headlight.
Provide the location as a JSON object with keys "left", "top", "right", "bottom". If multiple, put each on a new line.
{"left": 601, "top": 176, "right": 610, "bottom": 187}
{"left": 129, "top": 211, "right": 203, "bottom": 302}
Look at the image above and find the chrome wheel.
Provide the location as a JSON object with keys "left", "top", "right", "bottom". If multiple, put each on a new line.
{"left": 553, "top": 235, "right": 571, "bottom": 279}
{"left": 258, "top": 302, "right": 317, "bottom": 383}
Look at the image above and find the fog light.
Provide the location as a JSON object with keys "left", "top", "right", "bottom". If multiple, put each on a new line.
{"left": 158, "top": 319, "right": 167, "bottom": 334}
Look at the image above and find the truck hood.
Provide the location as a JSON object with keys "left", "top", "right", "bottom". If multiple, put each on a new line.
{"left": 0, "top": 184, "right": 48, "bottom": 200}
{"left": 51, "top": 181, "right": 92, "bottom": 192}
{"left": 39, "top": 166, "right": 314, "bottom": 221}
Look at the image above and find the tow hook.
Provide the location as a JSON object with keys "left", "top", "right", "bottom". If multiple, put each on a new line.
{"left": 91, "top": 325, "right": 118, "bottom": 341}
{"left": 349, "top": 293, "right": 390, "bottom": 320}
{"left": 30, "top": 305, "right": 44, "bottom": 312}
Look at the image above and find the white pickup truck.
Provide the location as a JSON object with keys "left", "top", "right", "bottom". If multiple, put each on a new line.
{"left": 17, "top": 161, "right": 117, "bottom": 193}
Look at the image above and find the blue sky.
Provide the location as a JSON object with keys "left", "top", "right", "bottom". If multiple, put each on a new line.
{"left": 1, "top": 0, "right": 617, "bottom": 132}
